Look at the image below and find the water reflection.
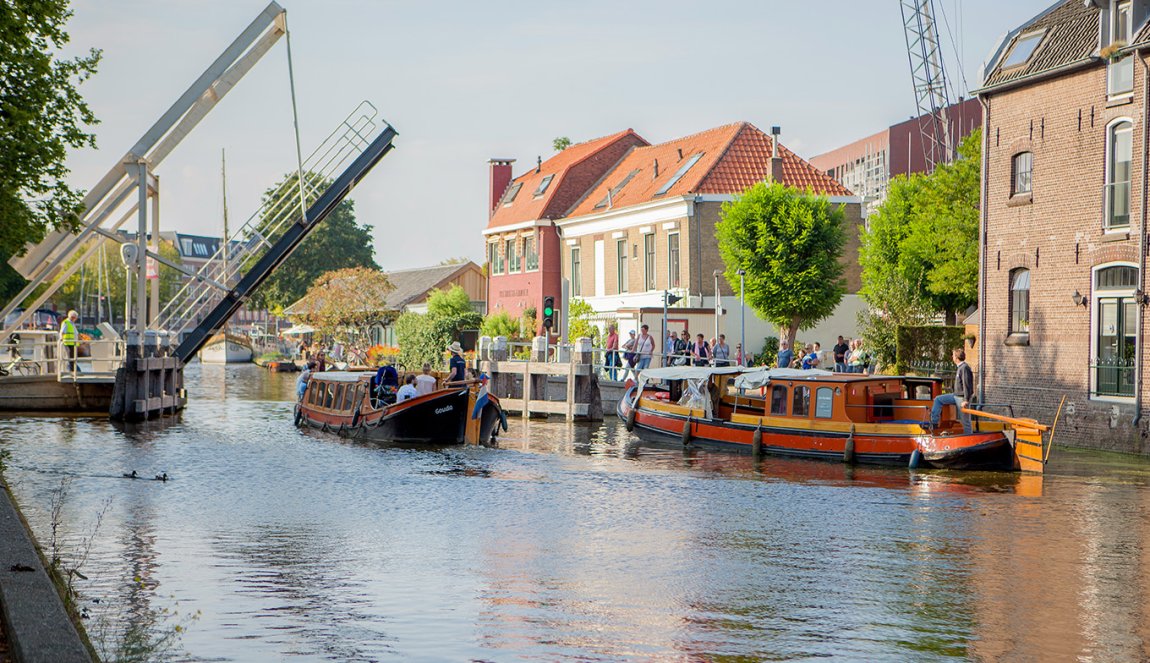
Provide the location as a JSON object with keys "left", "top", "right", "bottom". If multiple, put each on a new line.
{"left": 1, "top": 364, "right": 1150, "bottom": 660}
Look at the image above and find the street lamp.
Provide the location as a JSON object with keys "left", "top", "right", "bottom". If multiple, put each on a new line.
{"left": 737, "top": 268, "right": 746, "bottom": 366}
{"left": 713, "top": 270, "right": 722, "bottom": 358}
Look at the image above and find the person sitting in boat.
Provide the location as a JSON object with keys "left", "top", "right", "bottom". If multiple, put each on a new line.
{"left": 924, "top": 348, "right": 974, "bottom": 434}
{"left": 296, "top": 362, "right": 314, "bottom": 401}
{"left": 415, "top": 363, "right": 437, "bottom": 396}
{"left": 446, "top": 342, "right": 467, "bottom": 383}
{"left": 396, "top": 374, "right": 419, "bottom": 403}
{"left": 372, "top": 362, "right": 399, "bottom": 406}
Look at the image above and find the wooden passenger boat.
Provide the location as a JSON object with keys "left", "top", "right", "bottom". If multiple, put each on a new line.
{"left": 295, "top": 371, "right": 507, "bottom": 445}
{"left": 617, "top": 367, "right": 1056, "bottom": 472}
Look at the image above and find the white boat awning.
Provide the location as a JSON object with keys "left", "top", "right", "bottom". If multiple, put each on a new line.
{"left": 733, "top": 367, "right": 834, "bottom": 390}
{"left": 639, "top": 366, "right": 747, "bottom": 381}
{"left": 282, "top": 325, "right": 316, "bottom": 336}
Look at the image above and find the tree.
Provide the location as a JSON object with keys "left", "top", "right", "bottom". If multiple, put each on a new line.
{"left": 552, "top": 136, "right": 572, "bottom": 152}
{"left": 716, "top": 182, "right": 847, "bottom": 350}
{"left": 294, "top": 266, "right": 393, "bottom": 340}
{"left": 0, "top": 1, "right": 102, "bottom": 301}
{"left": 859, "top": 130, "right": 981, "bottom": 325}
{"left": 438, "top": 256, "right": 470, "bottom": 266}
{"left": 566, "top": 299, "right": 600, "bottom": 344}
{"left": 480, "top": 310, "right": 520, "bottom": 339}
{"left": 426, "top": 284, "right": 474, "bottom": 317}
{"left": 247, "top": 171, "right": 377, "bottom": 315}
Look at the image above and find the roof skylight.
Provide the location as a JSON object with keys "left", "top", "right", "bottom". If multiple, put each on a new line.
{"left": 1000, "top": 30, "right": 1045, "bottom": 70}
{"left": 655, "top": 153, "right": 704, "bottom": 196}
{"left": 533, "top": 175, "right": 554, "bottom": 197}
{"left": 502, "top": 182, "right": 523, "bottom": 205}
{"left": 594, "top": 169, "right": 641, "bottom": 209}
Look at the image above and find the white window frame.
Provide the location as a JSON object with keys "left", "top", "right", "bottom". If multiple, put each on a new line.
{"left": 667, "top": 232, "right": 681, "bottom": 290}
{"left": 524, "top": 232, "right": 539, "bottom": 272}
{"left": 1090, "top": 261, "right": 1139, "bottom": 402}
{"left": 616, "top": 238, "right": 627, "bottom": 294}
{"left": 1105, "top": 117, "right": 1135, "bottom": 232}
{"left": 643, "top": 232, "right": 657, "bottom": 292}
{"left": 1108, "top": 1, "right": 1135, "bottom": 98}
{"left": 570, "top": 246, "right": 581, "bottom": 297}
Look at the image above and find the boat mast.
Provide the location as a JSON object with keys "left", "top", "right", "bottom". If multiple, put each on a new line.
{"left": 221, "top": 148, "right": 230, "bottom": 288}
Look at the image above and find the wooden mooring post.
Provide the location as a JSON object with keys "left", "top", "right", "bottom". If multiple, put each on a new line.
{"left": 477, "top": 335, "right": 602, "bottom": 421}
{"left": 110, "top": 330, "right": 187, "bottom": 421}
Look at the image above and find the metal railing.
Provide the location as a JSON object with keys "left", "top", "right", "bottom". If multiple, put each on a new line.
{"left": 151, "top": 102, "right": 382, "bottom": 335}
{"left": 1092, "top": 357, "right": 1135, "bottom": 397}
{"left": 0, "top": 332, "right": 123, "bottom": 381}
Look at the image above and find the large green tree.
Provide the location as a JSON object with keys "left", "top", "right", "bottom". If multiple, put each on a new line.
{"left": 0, "top": 1, "right": 101, "bottom": 301}
{"left": 860, "top": 129, "right": 982, "bottom": 325}
{"left": 247, "top": 171, "right": 378, "bottom": 314}
{"left": 716, "top": 182, "right": 847, "bottom": 350}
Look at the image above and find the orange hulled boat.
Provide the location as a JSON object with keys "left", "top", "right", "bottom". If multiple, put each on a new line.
{"left": 617, "top": 367, "right": 1057, "bottom": 472}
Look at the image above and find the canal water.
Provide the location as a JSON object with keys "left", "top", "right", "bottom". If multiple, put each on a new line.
{"left": 3, "top": 365, "right": 1150, "bottom": 661}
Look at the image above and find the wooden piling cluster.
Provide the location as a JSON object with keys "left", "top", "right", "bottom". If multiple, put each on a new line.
{"left": 477, "top": 336, "right": 603, "bottom": 421}
{"left": 109, "top": 331, "right": 186, "bottom": 421}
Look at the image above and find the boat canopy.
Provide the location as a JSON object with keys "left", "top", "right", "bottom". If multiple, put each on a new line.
{"left": 639, "top": 366, "right": 747, "bottom": 381}
{"left": 310, "top": 371, "right": 370, "bottom": 383}
{"left": 283, "top": 325, "right": 316, "bottom": 336}
{"left": 733, "top": 367, "right": 834, "bottom": 390}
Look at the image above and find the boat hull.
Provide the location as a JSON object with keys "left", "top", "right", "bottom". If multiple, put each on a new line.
{"left": 0, "top": 375, "right": 114, "bottom": 413}
{"left": 617, "top": 388, "right": 1017, "bottom": 471}
{"left": 200, "top": 336, "right": 253, "bottom": 364}
{"left": 299, "top": 387, "right": 504, "bottom": 445}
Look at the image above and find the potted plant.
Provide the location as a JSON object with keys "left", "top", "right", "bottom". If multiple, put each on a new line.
{"left": 1101, "top": 40, "right": 1128, "bottom": 62}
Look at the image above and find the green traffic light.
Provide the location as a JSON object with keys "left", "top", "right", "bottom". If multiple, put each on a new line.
{"left": 544, "top": 306, "right": 554, "bottom": 316}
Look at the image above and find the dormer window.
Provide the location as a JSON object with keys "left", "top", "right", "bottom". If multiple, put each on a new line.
{"left": 1001, "top": 30, "right": 1045, "bottom": 69}
{"left": 1107, "top": 1, "right": 1134, "bottom": 96}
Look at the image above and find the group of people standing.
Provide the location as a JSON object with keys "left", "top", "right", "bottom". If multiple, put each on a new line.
{"left": 600, "top": 324, "right": 750, "bottom": 381}
{"left": 776, "top": 336, "right": 874, "bottom": 374}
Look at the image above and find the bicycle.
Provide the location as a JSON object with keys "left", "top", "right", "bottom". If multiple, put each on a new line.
{"left": 0, "top": 353, "right": 41, "bottom": 377}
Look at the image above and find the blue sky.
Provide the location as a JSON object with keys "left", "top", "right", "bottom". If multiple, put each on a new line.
{"left": 62, "top": 0, "right": 1050, "bottom": 271}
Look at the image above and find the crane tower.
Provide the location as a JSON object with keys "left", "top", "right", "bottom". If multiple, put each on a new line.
{"left": 900, "top": 0, "right": 953, "bottom": 170}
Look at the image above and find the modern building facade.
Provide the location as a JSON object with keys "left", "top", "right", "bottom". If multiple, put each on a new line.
{"left": 809, "top": 99, "right": 982, "bottom": 210}
{"left": 977, "top": 0, "right": 1150, "bottom": 452}
{"left": 483, "top": 130, "right": 649, "bottom": 325}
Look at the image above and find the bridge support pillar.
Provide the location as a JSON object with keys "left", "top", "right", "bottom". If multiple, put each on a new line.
{"left": 110, "top": 330, "right": 186, "bottom": 422}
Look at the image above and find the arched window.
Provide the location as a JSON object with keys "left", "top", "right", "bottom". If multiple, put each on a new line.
{"left": 1012, "top": 152, "right": 1032, "bottom": 196}
{"left": 1009, "top": 269, "right": 1030, "bottom": 335}
{"left": 1106, "top": 120, "right": 1133, "bottom": 229}
{"left": 1093, "top": 264, "right": 1139, "bottom": 398}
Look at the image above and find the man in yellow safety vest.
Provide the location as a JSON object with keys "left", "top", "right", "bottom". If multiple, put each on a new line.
{"left": 61, "top": 309, "right": 79, "bottom": 373}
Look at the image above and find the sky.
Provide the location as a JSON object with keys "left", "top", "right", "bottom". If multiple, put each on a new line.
{"left": 61, "top": 0, "right": 1051, "bottom": 272}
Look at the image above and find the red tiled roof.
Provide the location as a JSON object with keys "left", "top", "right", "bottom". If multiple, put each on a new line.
{"left": 564, "top": 122, "right": 851, "bottom": 220}
{"left": 486, "top": 129, "right": 647, "bottom": 229}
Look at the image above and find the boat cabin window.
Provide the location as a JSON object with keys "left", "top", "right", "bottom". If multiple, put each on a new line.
{"left": 815, "top": 387, "right": 834, "bottom": 419}
{"left": 769, "top": 385, "right": 788, "bottom": 415}
{"left": 324, "top": 385, "right": 335, "bottom": 410}
{"left": 793, "top": 386, "right": 811, "bottom": 417}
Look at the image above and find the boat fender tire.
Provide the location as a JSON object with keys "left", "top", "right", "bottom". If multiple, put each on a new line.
{"left": 752, "top": 426, "right": 763, "bottom": 458}
{"left": 351, "top": 405, "right": 361, "bottom": 429}
{"left": 681, "top": 417, "right": 692, "bottom": 446}
{"left": 843, "top": 430, "right": 856, "bottom": 465}
{"left": 625, "top": 407, "right": 637, "bottom": 432}
{"left": 909, "top": 448, "right": 922, "bottom": 470}
{"left": 499, "top": 409, "right": 509, "bottom": 432}
{"left": 294, "top": 405, "right": 303, "bottom": 428}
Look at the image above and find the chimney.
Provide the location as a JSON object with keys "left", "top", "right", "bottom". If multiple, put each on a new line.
{"left": 488, "top": 158, "right": 516, "bottom": 215}
{"left": 770, "top": 126, "right": 784, "bottom": 184}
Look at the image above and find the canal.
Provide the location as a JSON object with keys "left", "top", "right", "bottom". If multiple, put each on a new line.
{"left": 3, "top": 364, "right": 1150, "bottom": 661}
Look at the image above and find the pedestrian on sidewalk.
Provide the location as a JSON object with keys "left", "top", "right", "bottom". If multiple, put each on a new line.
{"left": 604, "top": 324, "right": 620, "bottom": 380}
{"left": 833, "top": 336, "right": 849, "bottom": 373}
{"left": 713, "top": 334, "right": 730, "bottom": 366}
{"left": 777, "top": 339, "right": 794, "bottom": 369}
{"left": 690, "top": 333, "right": 711, "bottom": 367}
{"left": 635, "top": 325, "right": 655, "bottom": 371}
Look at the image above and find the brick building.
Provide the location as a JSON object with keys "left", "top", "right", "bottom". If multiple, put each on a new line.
{"left": 555, "top": 122, "right": 864, "bottom": 354}
{"left": 809, "top": 99, "right": 982, "bottom": 211}
{"left": 483, "top": 130, "right": 649, "bottom": 323}
{"left": 977, "top": 0, "right": 1150, "bottom": 452}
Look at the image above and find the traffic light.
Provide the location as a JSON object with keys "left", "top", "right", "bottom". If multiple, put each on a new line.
{"left": 542, "top": 296, "right": 555, "bottom": 331}
{"left": 665, "top": 292, "right": 683, "bottom": 307}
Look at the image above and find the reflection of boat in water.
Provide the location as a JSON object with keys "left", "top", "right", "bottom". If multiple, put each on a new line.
{"left": 199, "top": 332, "right": 253, "bottom": 364}
{"left": 618, "top": 367, "right": 1056, "bottom": 473}
{"left": 295, "top": 372, "right": 506, "bottom": 445}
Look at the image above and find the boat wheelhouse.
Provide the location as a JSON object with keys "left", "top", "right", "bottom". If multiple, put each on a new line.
{"left": 618, "top": 367, "right": 1054, "bottom": 472}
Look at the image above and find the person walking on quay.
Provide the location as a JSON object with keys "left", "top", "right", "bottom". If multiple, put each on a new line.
{"left": 61, "top": 309, "right": 80, "bottom": 373}
{"left": 604, "top": 324, "right": 620, "bottom": 381}
{"left": 690, "top": 333, "right": 711, "bottom": 367}
{"left": 924, "top": 348, "right": 974, "bottom": 434}
{"left": 777, "top": 339, "right": 794, "bottom": 369}
{"left": 635, "top": 325, "right": 655, "bottom": 371}
{"left": 833, "top": 336, "right": 849, "bottom": 373}
{"left": 446, "top": 341, "right": 467, "bottom": 383}
{"left": 296, "top": 361, "right": 314, "bottom": 401}
{"left": 713, "top": 334, "right": 730, "bottom": 366}
{"left": 415, "top": 363, "right": 437, "bottom": 395}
